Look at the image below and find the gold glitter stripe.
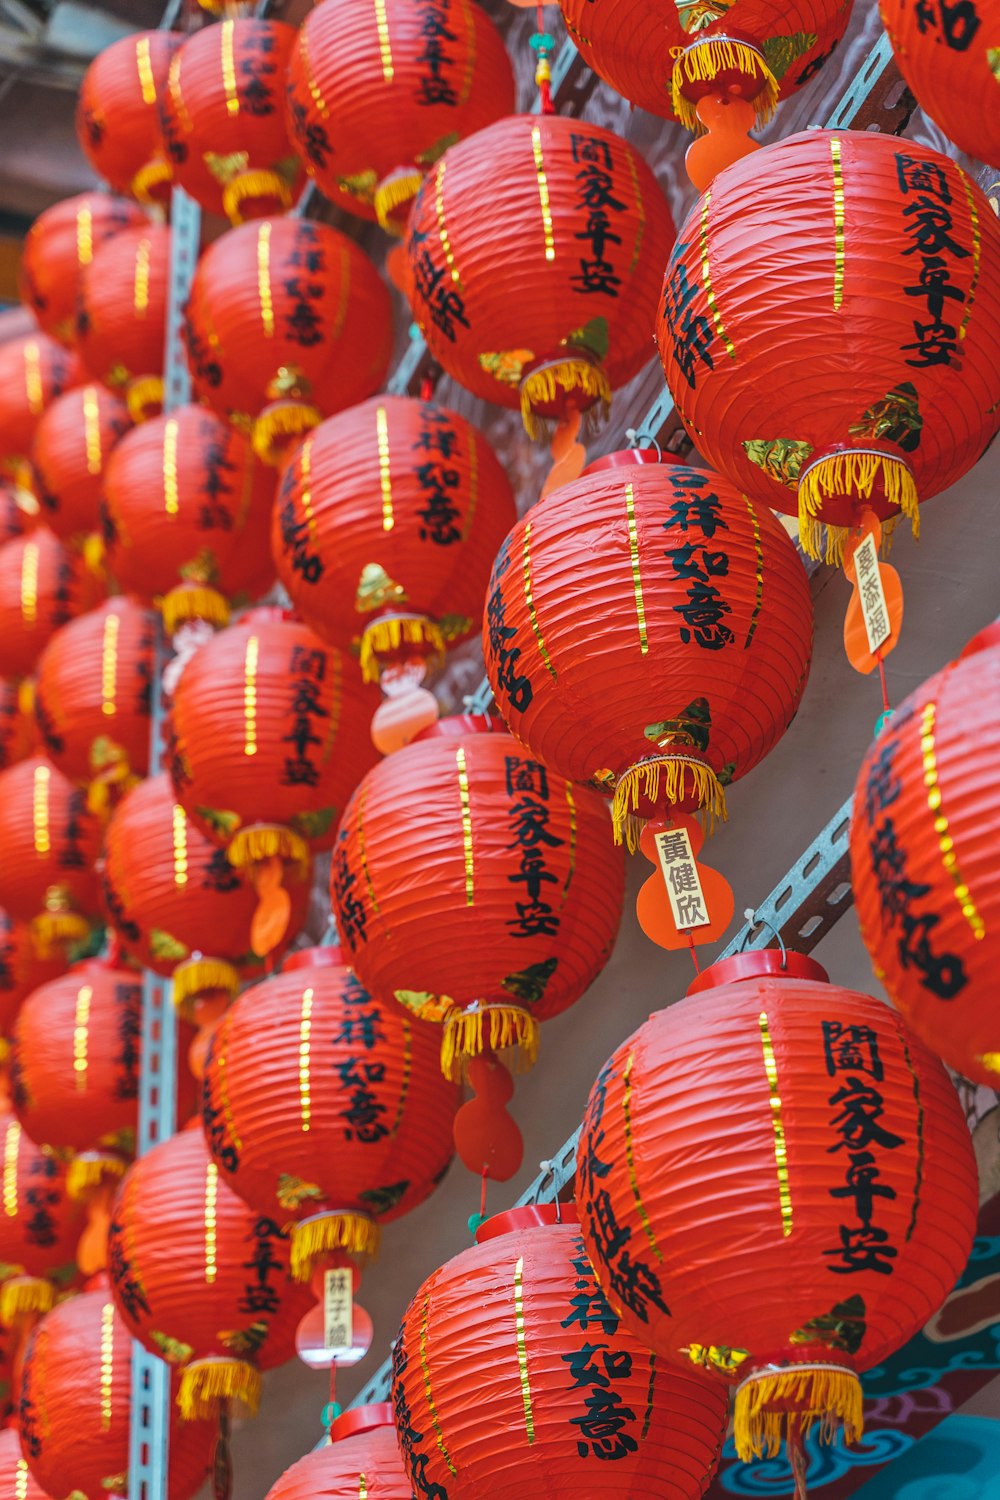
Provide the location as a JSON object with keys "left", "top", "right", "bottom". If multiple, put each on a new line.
{"left": 221, "top": 19, "right": 239, "bottom": 117}
{"left": 3, "top": 1122, "right": 19, "bottom": 1217}
{"left": 374, "top": 0, "right": 394, "bottom": 82}
{"left": 301, "top": 32, "right": 330, "bottom": 118}
{"left": 391, "top": 1018, "right": 411, "bottom": 1136}
{"left": 625, "top": 148, "right": 645, "bottom": 273}
{"left": 136, "top": 35, "right": 157, "bottom": 106}
{"left": 513, "top": 1255, "right": 536, "bottom": 1443}
{"left": 699, "top": 191, "right": 735, "bottom": 359}
{"left": 457, "top": 0, "right": 475, "bottom": 103}
{"left": 134, "top": 236, "right": 151, "bottom": 317}
{"left": 358, "top": 1476, "right": 368, "bottom": 1500}
{"left": 257, "top": 223, "right": 275, "bottom": 338}
{"left": 561, "top": 784, "right": 576, "bottom": 904}
{"left": 24, "top": 340, "right": 43, "bottom": 416}
{"left": 213, "top": 1020, "right": 243, "bottom": 1153}
{"left": 299, "top": 986, "right": 313, "bottom": 1133}
{"left": 897, "top": 1027, "right": 923, "bottom": 1243}
{"left": 100, "top": 1301, "right": 115, "bottom": 1431}
{"left": 74, "top": 983, "right": 92, "bottom": 1090}
{"left": 831, "top": 137, "right": 845, "bottom": 311}
{"left": 32, "top": 763, "right": 50, "bottom": 855}
{"left": 76, "top": 204, "right": 94, "bottom": 268}
{"left": 625, "top": 480, "right": 648, "bottom": 656}
{"left": 21, "top": 540, "right": 39, "bottom": 625}
{"left": 958, "top": 170, "right": 981, "bottom": 339}
{"left": 435, "top": 160, "right": 462, "bottom": 288}
{"left": 243, "top": 634, "right": 259, "bottom": 757}
{"left": 460, "top": 431, "right": 478, "bottom": 540}
{"left": 920, "top": 699, "right": 985, "bottom": 939}
{"left": 163, "top": 417, "right": 180, "bottom": 515}
{"left": 297, "top": 435, "right": 318, "bottom": 539}
{"left": 522, "top": 522, "right": 556, "bottom": 680}
{"left": 15, "top": 1459, "right": 27, "bottom": 1500}
{"left": 623, "top": 1051, "right": 664, "bottom": 1263}
{"left": 357, "top": 783, "right": 385, "bottom": 924}
{"left": 172, "top": 804, "right": 188, "bottom": 888}
{"left": 456, "top": 746, "right": 474, "bottom": 906}
{"left": 744, "top": 496, "right": 764, "bottom": 648}
{"left": 204, "top": 1161, "right": 218, "bottom": 1283}
{"left": 641, "top": 1355, "right": 656, "bottom": 1439}
{"left": 758, "top": 1010, "right": 793, "bottom": 1236}
{"left": 83, "top": 386, "right": 102, "bottom": 476}
{"left": 168, "top": 51, "right": 192, "bottom": 134}
{"left": 101, "top": 610, "right": 120, "bottom": 718}
{"left": 376, "top": 405, "right": 394, "bottom": 532}
{"left": 530, "top": 125, "right": 555, "bottom": 264}
{"left": 419, "top": 1294, "right": 457, "bottom": 1476}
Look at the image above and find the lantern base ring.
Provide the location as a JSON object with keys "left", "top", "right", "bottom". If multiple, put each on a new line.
{"left": 66, "top": 1149, "right": 129, "bottom": 1201}
{"left": 797, "top": 447, "right": 918, "bottom": 564}
{"left": 290, "top": 1210, "right": 380, "bottom": 1282}
{"left": 125, "top": 375, "right": 165, "bottom": 425}
{"left": 161, "top": 582, "right": 231, "bottom": 637}
{"left": 519, "top": 356, "right": 611, "bottom": 441}
{"left": 178, "top": 1356, "right": 262, "bottom": 1422}
{"left": 671, "top": 34, "right": 779, "bottom": 134}
{"left": 31, "top": 906, "right": 89, "bottom": 954}
{"left": 227, "top": 824, "right": 310, "bottom": 879}
{"left": 130, "top": 157, "right": 173, "bottom": 208}
{"left": 359, "top": 614, "right": 446, "bottom": 685}
{"left": 440, "top": 1002, "right": 540, "bottom": 1082}
{"left": 222, "top": 169, "right": 293, "bottom": 228}
{"left": 0, "top": 1273, "right": 55, "bottom": 1327}
{"left": 733, "top": 1359, "right": 862, "bottom": 1462}
{"left": 374, "top": 168, "right": 425, "bottom": 237}
{"left": 172, "top": 956, "right": 240, "bottom": 1017}
{"left": 610, "top": 754, "right": 728, "bottom": 852}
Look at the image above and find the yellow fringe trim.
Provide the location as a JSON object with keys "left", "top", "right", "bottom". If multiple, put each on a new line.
{"left": 126, "top": 376, "right": 165, "bottom": 424}
{"left": 359, "top": 617, "right": 445, "bottom": 684}
{"left": 440, "top": 1004, "right": 540, "bottom": 1083}
{"left": 374, "top": 170, "right": 424, "bottom": 236}
{"left": 161, "top": 584, "right": 230, "bottom": 636}
{"left": 16, "top": 679, "right": 34, "bottom": 719}
{"left": 797, "top": 451, "right": 919, "bottom": 562}
{"left": 172, "top": 956, "right": 239, "bottom": 1015}
{"left": 31, "top": 910, "right": 90, "bottom": 948}
{"left": 222, "top": 169, "right": 293, "bottom": 227}
{"left": 671, "top": 37, "right": 780, "bottom": 132}
{"left": 251, "top": 403, "right": 322, "bottom": 467}
{"left": 734, "top": 1364, "right": 863, "bottom": 1461}
{"left": 227, "top": 825, "right": 310, "bottom": 876}
{"left": 0, "top": 1276, "right": 54, "bottom": 1326}
{"left": 610, "top": 756, "right": 728, "bottom": 852}
{"left": 131, "top": 158, "right": 173, "bottom": 206}
{"left": 177, "top": 1358, "right": 261, "bottom": 1422}
{"left": 82, "top": 532, "right": 106, "bottom": 578}
{"left": 290, "top": 1210, "right": 380, "bottom": 1281}
{"left": 520, "top": 359, "right": 612, "bottom": 442}
{"left": 67, "top": 1152, "right": 128, "bottom": 1201}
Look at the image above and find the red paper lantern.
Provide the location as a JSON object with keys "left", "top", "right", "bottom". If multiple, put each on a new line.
{"left": 482, "top": 457, "right": 813, "bottom": 847}
{"left": 392, "top": 1205, "right": 729, "bottom": 1498}
{"left": 108, "top": 1125, "right": 314, "bottom": 1420}
{"left": 578, "top": 949, "right": 978, "bottom": 1463}
{"left": 203, "top": 946, "right": 458, "bottom": 1275}
{"left": 183, "top": 219, "right": 393, "bottom": 465}
{"left": 0, "top": 1113, "right": 85, "bottom": 1326}
{"left": 19, "top": 1289, "right": 214, "bottom": 1500}
{"left": 285, "top": 0, "right": 515, "bottom": 235}
{"left": 0, "top": 909, "right": 67, "bottom": 1037}
{"left": 33, "top": 598, "right": 155, "bottom": 792}
{"left": 332, "top": 718, "right": 624, "bottom": 1080}
{"left": 77, "top": 224, "right": 172, "bottom": 423}
{"left": 0, "top": 1429, "right": 48, "bottom": 1500}
{"left": 404, "top": 115, "right": 674, "bottom": 436}
{"left": 76, "top": 31, "right": 181, "bottom": 205}
{"left": 265, "top": 1405, "right": 413, "bottom": 1500}
{"left": 0, "top": 756, "right": 103, "bottom": 945}
{"left": 160, "top": 18, "right": 303, "bottom": 224}
{"left": 0, "top": 678, "right": 37, "bottom": 773}
{"left": 102, "top": 403, "right": 275, "bottom": 634}
{"left": 0, "top": 335, "right": 81, "bottom": 476}
{"left": 880, "top": 0, "right": 999, "bottom": 169}
{"left": 0, "top": 530, "right": 97, "bottom": 681}
{"left": 656, "top": 130, "right": 1000, "bottom": 561}
{"left": 19, "top": 194, "right": 148, "bottom": 348}
{"left": 0, "top": 481, "right": 29, "bottom": 545}
{"left": 851, "top": 625, "right": 1000, "bottom": 1086}
{"left": 273, "top": 396, "right": 517, "bottom": 683}
{"left": 32, "top": 384, "right": 132, "bottom": 545}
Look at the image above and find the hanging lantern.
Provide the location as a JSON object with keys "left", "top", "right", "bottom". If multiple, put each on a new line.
{"left": 107, "top": 1125, "right": 314, "bottom": 1420}
{"left": 183, "top": 219, "right": 393, "bottom": 466}
{"left": 0, "top": 1114, "right": 85, "bottom": 1326}
{"left": 160, "top": 18, "right": 303, "bottom": 225}
{"left": 879, "top": 0, "right": 1000, "bottom": 170}
{"left": 0, "top": 481, "right": 29, "bottom": 544}
{"left": 0, "top": 678, "right": 37, "bottom": 773}
{"left": 403, "top": 115, "right": 674, "bottom": 439}
{"left": 392, "top": 1204, "right": 729, "bottom": 1498}
{"left": 32, "top": 384, "right": 132, "bottom": 546}
{"left": 76, "top": 224, "right": 172, "bottom": 423}
{"left": 482, "top": 456, "right": 813, "bottom": 848}
{"left": 0, "top": 909, "right": 67, "bottom": 1038}
{"left": 656, "top": 130, "right": 1000, "bottom": 563}
{"left": 0, "top": 756, "right": 103, "bottom": 948}
{"left": 76, "top": 30, "right": 181, "bottom": 205}
{"left": 265, "top": 1405, "right": 415, "bottom": 1500}
{"left": 285, "top": 0, "right": 515, "bottom": 236}
{"left": 0, "top": 335, "right": 81, "bottom": 483}
{"left": 202, "top": 946, "right": 458, "bottom": 1276}
{"left": 33, "top": 598, "right": 154, "bottom": 800}
{"left": 577, "top": 949, "right": 978, "bottom": 1470}
{"left": 102, "top": 403, "right": 275, "bottom": 635}
{"left": 0, "top": 1430, "right": 48, "bottom": 1500}
{"left": 851, "top": 624, "right": 1000, "bottom": 1087}
{"left": 18, "top": 1289, "right": 215, "bottom": 1500}
{"left": 273, "top": 395, "right": 517, "bottom": 686}
{"left": 19, "top": 193, "right": 148, "bottom": 348}
{"left": 0, "top": 530, "right": 96, "bottom": 681}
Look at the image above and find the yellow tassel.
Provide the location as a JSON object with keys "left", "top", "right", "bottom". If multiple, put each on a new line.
{"left": 125, "top": 376, "right": 164, "bottom": 424}
{"left": 222, "top": 169, "right": 293, "bottom": 226}
{"left": 81, "top": 532, "right": 106, "bottom": 579}
{"left": 16, "top": 679, "right": 34, "bottom": 719}
{"left": 161, "top": 584, "right": 230, "bottom": 636}
{"left": 67, "top": 1152, "right": 128, "bottom": 1201}
{"left": 610, "top": 756, "right": 728, "bottom": 852}
{"left": 440, "top": 1004, "right": 540, "bottom": 1083}
{"left": 31, "top": 910, "right": 90, "bottom": 949}
{"left": 130, "top": 158, "right": 173, "bottom": 206}
{"left": 172, "top": 956, "right": 239, "bottom": 1016}
{"left": 251, "top": 403, "right": 322, "bottom": 467}
{"left": 734, "top": 1363, "right": 863, "bottom": 1462}
{"left": 797, "top": 451, "right": 919, "bottom": 562}
{"left": 177, "top": 1357, "right": 261, "bottom": 1422}
{"left": 0, "top": 1275, "right": 54, "bottom": 1326}
{"left": 0, "top": 1038, "right": 9, "bottom": 1067}
{"left": 519, "top": 358, "right": 612, "bottom": 442}
{"left": 227, "top": 824, "right": 310, "bottom": 878}
{"left": 290, "top": 1210, "right": 380, "bottom": 1281}
{"left": 374, "top": 170, "right": 425, "bottom": 236}
{"left": 671, "top": 37, "right": 780, "bottom": 132}
{"left": 359, "top": 617, "right": 446, "bottom": 684}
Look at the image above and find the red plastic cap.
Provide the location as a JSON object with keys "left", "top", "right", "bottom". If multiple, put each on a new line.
{"left": 413, "top": 713, "right": 499, "bottom": 743}
{"left": 330, "top": 1403, "right": 393, "bottom": 1442}
{"left": 282, "top": 946, "right": 343, "bottom": 973}
{"left": 583, "top": 446, "right": 678, "bottom": 476}
{"left": 686, "top": 947, "right": 829, "bottom": 996}
{"left": 475, "top": 1202, "right": 578, "bottom": 1243}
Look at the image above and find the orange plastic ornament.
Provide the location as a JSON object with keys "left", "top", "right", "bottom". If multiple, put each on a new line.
{"left": 685, "top": 93, "right": 760, "bottom": 192}
{"left": 32, "top": 384, "right": 132, "bottom": 545}
{"left": 842, "top": 511, "right": 904, "bottom": 678}
{"left": 76, "top": 224, "right": 172, "bottom": 424}
{"left": 0, "top": 756, "right": 103, "bottom": 945}
{"left": 19, "top": 194, "right": 147, "bottom": 348}
{"left": 634, "top": 816, "right": 735, "bottom": 951}
{"left": 76, "top": 31, "right": 181, "bottom": 205}
{"left": 452, "top": 1050, "right": 524, "bottom": 1182}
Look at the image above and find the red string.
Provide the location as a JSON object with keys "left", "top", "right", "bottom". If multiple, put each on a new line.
{"left": 876, "top": 651, "right": 891, "bottom": 713}
{"left": 686, "top": 929, "right": 702, "bottom": 974}
{"left": 480, "top": 1166, "right": 488, "bottom": 1220}
{"left": 419, "top": 374, "right": 434, "bottom": 401}
{"left": 329, "top": 1361, "right": 337, "bottom": 1412}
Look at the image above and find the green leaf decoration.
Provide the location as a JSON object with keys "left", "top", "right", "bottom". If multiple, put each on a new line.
{"left": 502, "top": 958, "right": 559, "bottom": 1005}
{"left": 195, "top": 805, "right": 241, "bottom": 838}
{"left": 564, "top": 316, "right": 609, "bottom": 362}
{"left": 742, "top": 437, "right": 814, "bottom": 489}
{"left": 790, "top": 1294, "right": 867, "bottom": 1355}
{"left": 849, "top": 380, "right": 923, "bottom": 453}
{"left": 761, "top": 31, "right": 819, "bottom": 81}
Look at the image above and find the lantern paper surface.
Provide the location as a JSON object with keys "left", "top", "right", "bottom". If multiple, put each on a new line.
{"left": 19, "top": 194, "right": 147, "bottom": 348}
{"left": 0, "top": 335, "right": 81, "bottom": 468}
{"left": 0, "top": 1113, "right": 84, "bottom": 1284}
{"left": 76, "top": 224, "right": 172, "bottom": 418}
{"left": 0, "top": 756, "right": 103, "bottom": 933}
{"left": 265, "top": 1407, "right": 416, "bottom": 1500}
{"left": 0, "top": 530, "right": 95, "bottom": 680}
{"left": 0, "top": 678, "right": 37, "bottom": 774}
{"left": 0, "top": 909, "right": 67, "bottom": 1037}
{"left": 880, "top": 0, "right": 1000, "bottom": 169}
{"left": 0, "top": 1429, "right": 49, "bottom": 1500}
{"left": 76, "top": 30, "right": 181, "bottom": 204}
{"left": 32, "top": 384, "right": 131, "bottom": 545}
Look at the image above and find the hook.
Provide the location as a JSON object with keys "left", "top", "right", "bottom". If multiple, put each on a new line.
{"left": 624, "top": 427, "right": 663, "bottom": 459}
{"left": 535, "top": 1158, "right": 562, "bottom": 1220}
{"left": 740, "top": 908, "right": 787, "bottom": 968}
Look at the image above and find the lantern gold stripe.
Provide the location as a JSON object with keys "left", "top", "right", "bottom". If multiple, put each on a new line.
{"left": 20, "top": 541, "right": 39, "bottom": 626}
{"left": 626, "top": 147, "right": 645, "bottom": 273}
{"left": 757, "top": 1010, "right": 793, "bottom": 1236}
{"left": 624, "top": 481, "right": 648, "bottom": 655}
{"left": 136, "top": 35, "right": 157, "bottom": 106}
{"left": 100, "top": 1300, "right": 115, "bottom": 1430}
{"left": 213, "top": 1020, "right": 243, "bottom": 1153}
{"left": 32, "top": 762, "right": 50, "bottom": 855}
{"left": 243, "top": 634, "right": 259, "bottom": 757}
{"left": 24, "top": 340, "right": 43, "bottom": 416}
{"left": 172, "top": 803, "right": 188, "bottom": 887}
{"left": 76, "top": 203, "right": 94, "bottom": 267}
{"left": 301, "top": 32, "right": 330, "bottom": 118}
{"left": 522, "top": 523, "right": 556, "bottom": 680}
{"left": 357, "top": 783, "right": 386, "bottom": 925}
{"left": 830, "top": 137, "right": 845, "bottom": 311}
{"left": 299, "top": 986, "right": 313, "bottom": 1132}
{"left": 134, "top": 236, "right": 152, "bottom": 317}
{"left": 623, "top": 1051, "right": 664, "bottom": 1262}
{"left": 168, "top": 51, "right": 193, "bottom": 134}
{"left": 331, "top": 240, "right": 351, "bottom": 340}
{"left": 3, "top": 1122, "right": 19, "bottom": 1218}
{"left": 419, "top": 1294, "right": 457, "bottom": 1476}
{"left": 74, "top": 983, "right": 92, "bottom": 1089}
{"left": 373, "top": 0, "right": 394, "bottom": 83}
{"left": 456, "top": 746, "right": 474, "bottom": 906}
{"left": 513, "top": 1255, "right": 536, "bottom": 1444}
{"left": 920, "top": 699, "right": 984, "bottom": 938}
{"left": 958, "top": 170, "right": 981, "bottom": 340}
{"left": 641, "top": 1355, "right": 657, "bottom": 1439}
{"left": 376, "top": 405, "right": 394, "bottom": 532}
{"left": 257, "top": 222, "right": 275, "bottom": 338}
{"left": 435, "top": 160, "right": 462, "bottom": 288}
{"left": 391, "top": 1017, "right": 411, "bottom": 1137}
{"left": 83, "top": 386, "right": 103, "bottom": 476}
{"left": 699, "top": 191, "right": 735, "bottom": 359}
{"left": 358, "top": 1475, "right": 368, "bottom": 1500}
{"left": 530, "top": 126, "right": 556, "bottom": 263}
{"left": 744, "top": 497, "right": 764, "bottom": 648}
{"left": 15, "top": 1459, "right": 27, "bottom": 1500}
{"left": 298, "top": 436, "right": 318, "bottom": 539}
{"left": 101, "top": 610, "right": 120, "bottom": 718}
{"left": 221, "top": 19, "right": 239, "bottom": 117}
{"left": 457, "top": 0, "right": 475, "bottom": 103}
{"left": 163, "top": 417, "right": 180, "bottom": 515}
{"left": 204, "top": 1161, "right": 219, "bottom": 1283}
{"left": 897, "top": 1027, "right": 924, "bottom": 1244}
{"left": 561, "top": 783, "right": 576, "bottom": 903}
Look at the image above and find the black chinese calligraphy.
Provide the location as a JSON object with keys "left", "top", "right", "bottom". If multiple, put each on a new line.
{"left": 392, "top": 1333, "right": 449, "bottom": 1500}
{"left": 913, "top": 0, "right": 981, "bottom": 50}
{"left": 238, "top": 1214, "right": 286, "bottom": 1317}
{"left": 561, "top": 1235, "right": 641, "bottom": 1461}
{"left": 332, "top": 829, "right": 367, "bottom": 950}
{"left": 332, "top": 974, "right": 389, "bottom": 1144}
{"left": 281, "top": 644, "right": 329, "bottom": 789}
{"left": 414, "top": 0, "right": 459, "bottom": 107}
{"left": 664, "top": 471, "right": 733, "bottom": 650}
{"left": 410, "top": 221, "right": 470, "bottom": 343}
{"left": 113, "top": 981, "right": 142, "bottom": 1102}
{"left": 661, "top": 245, "right": 713, "bottom": 390}
{"left": 569, "top": 133, "right": 624, "bottom": 298}
{"left": 485, "top": 534, "right": 533, "bottom": 713}
{"left": 277, "top": 465, "right": 324, "bottom": 586}
{"left": 504, "top": 756, "right": 565, "bottom": 942}
{"left": 412, "top": 403, "right": 462, "bottom": 544}
{"left": 895, "top": 151, "right": 969, "bottom": 370}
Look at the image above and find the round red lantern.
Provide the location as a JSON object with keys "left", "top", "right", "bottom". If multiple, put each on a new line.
{"left": 108, "top": 1125, "right": 314, "bottom": 1420}
{"left": 285, "top": 0, "right": 515, "bottom": 235}
{"left": 851, "top": 625, "right": 1000, "bottom": 1087}
{"left": 33, "top": 598, "right": 154, "bottom": 793}
{"left": 0, "top": 481, "right": 29, "bottom": 545}
{"left": 202, "top": 946, "right": 458, "bottom": 1274}
{"left": 332, "top": 718, "right": 624, "bottom": 1080}
{"left": 0, "top": 909, "right": 67, "bottom": 1038}
{"left": 578, "top": 949, "right": 978, "bottom": 1464}
{"left": 0, "top": 335, "right": 81, "bottom": 477}
{"left": 19, "top": 1289, "right": 214, "bottom": 1500}
{"left": 0, "top": 1429, "right": 48, "bottom": 1500}
{"left": 183, "top": 219, "right": 393, "bottom": 465}
{"left": 160, "top": 18, "right": 303, "bottom": 224}
{"left": 656, "top": 130, "right": 1000, "bottom": 562}
{"left": 0, "top": 678, "right": 36, "bottom": 773}
{"left": 482, "top": 458, "right": 813, "bottom": 847}
{"left": 273, "top": 396, "right": 517, "bottom": 683}
{"left": 264, "top": 1405, "right": 412, "bottom": 1500}
{"left": 0, "top": 756, "right": 103, "bottom": 946}
{"left": 0, "top": 1113, "right": 85, "bottom": 1326}
{"left": 0, "top": 530, "right": 96, "bottom": 681}
{"left": 19, "top": 194, "right": 148, "bottom": 348}
{"left": 32, "top": 384, "right": 132, "bottom": 545}
{"left": 76, "top": 224, "right": 172, "bottom": 423}
{"left": 392, "top": 1205, "right": 729, "bottom": 1498}
{"left": 880, "top": 0, "right": 999, "bottom": 169}
{"left": 76, "top": 30, "right": 181, "bottom": 205}
{"left": 102, "top": 403, "right": 275, "bottom": 634}
{"left": 404, "top": 115, "right": 674, "bottom": 437}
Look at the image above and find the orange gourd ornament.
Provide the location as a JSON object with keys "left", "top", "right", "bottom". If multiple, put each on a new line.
{"left": 0, "top": 756, "right": 103, "bottom": 948}
{"left": 285, "top": 0, "right": 515, "bottom": 235}
{"left": 264, "top": 1406, "right": 409, "bottom": 1500}
{"left": 0, "top": 910, "right": 68, "bottom": 1038}
{"left": 76, "top": 224, "right": 172, "bottom": 424}
{"left": 0, "top": 1429, "right": 49, "bottom": 1500}
{"left": 19, "top": 194, "right": 147, "bottom": 348}
{"left": 656, "top": 130, "right": 1000, "bottom": 563}
{"left": 0, "top": 530, "right": 96, "bottom": 681}
{"left": 880, "top": 0, "right": 1000, "bottom": 169}
{"left": 76, "top": 30, "right": 181, "bottom": 205}
{"left": 0, "top": 1114, "right": 84, "bottom": 1327}
{"left": 31, "top": 384, "right": 131, "bottom": 546}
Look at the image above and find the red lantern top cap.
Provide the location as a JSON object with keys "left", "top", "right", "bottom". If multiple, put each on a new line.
{"left": 282, "top": 946, "right": 343, "bottom": 973}
{"left": 582, "top": 447, "right": 681, "bottom": 476}
{"left": 959, "top": 620, "right": 1000, "bottom": 662}
{"left": 685, "top": 948, "right": 829, "bottom": 996}
{"left": 475, "top": 1203, "right": 578, "bottom": 1243}
{"left": 329, "top": 1403, "right": 394, "bottom": 1442}
{"left": 413, "top": 714, "right": 499, "bottom": 743}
